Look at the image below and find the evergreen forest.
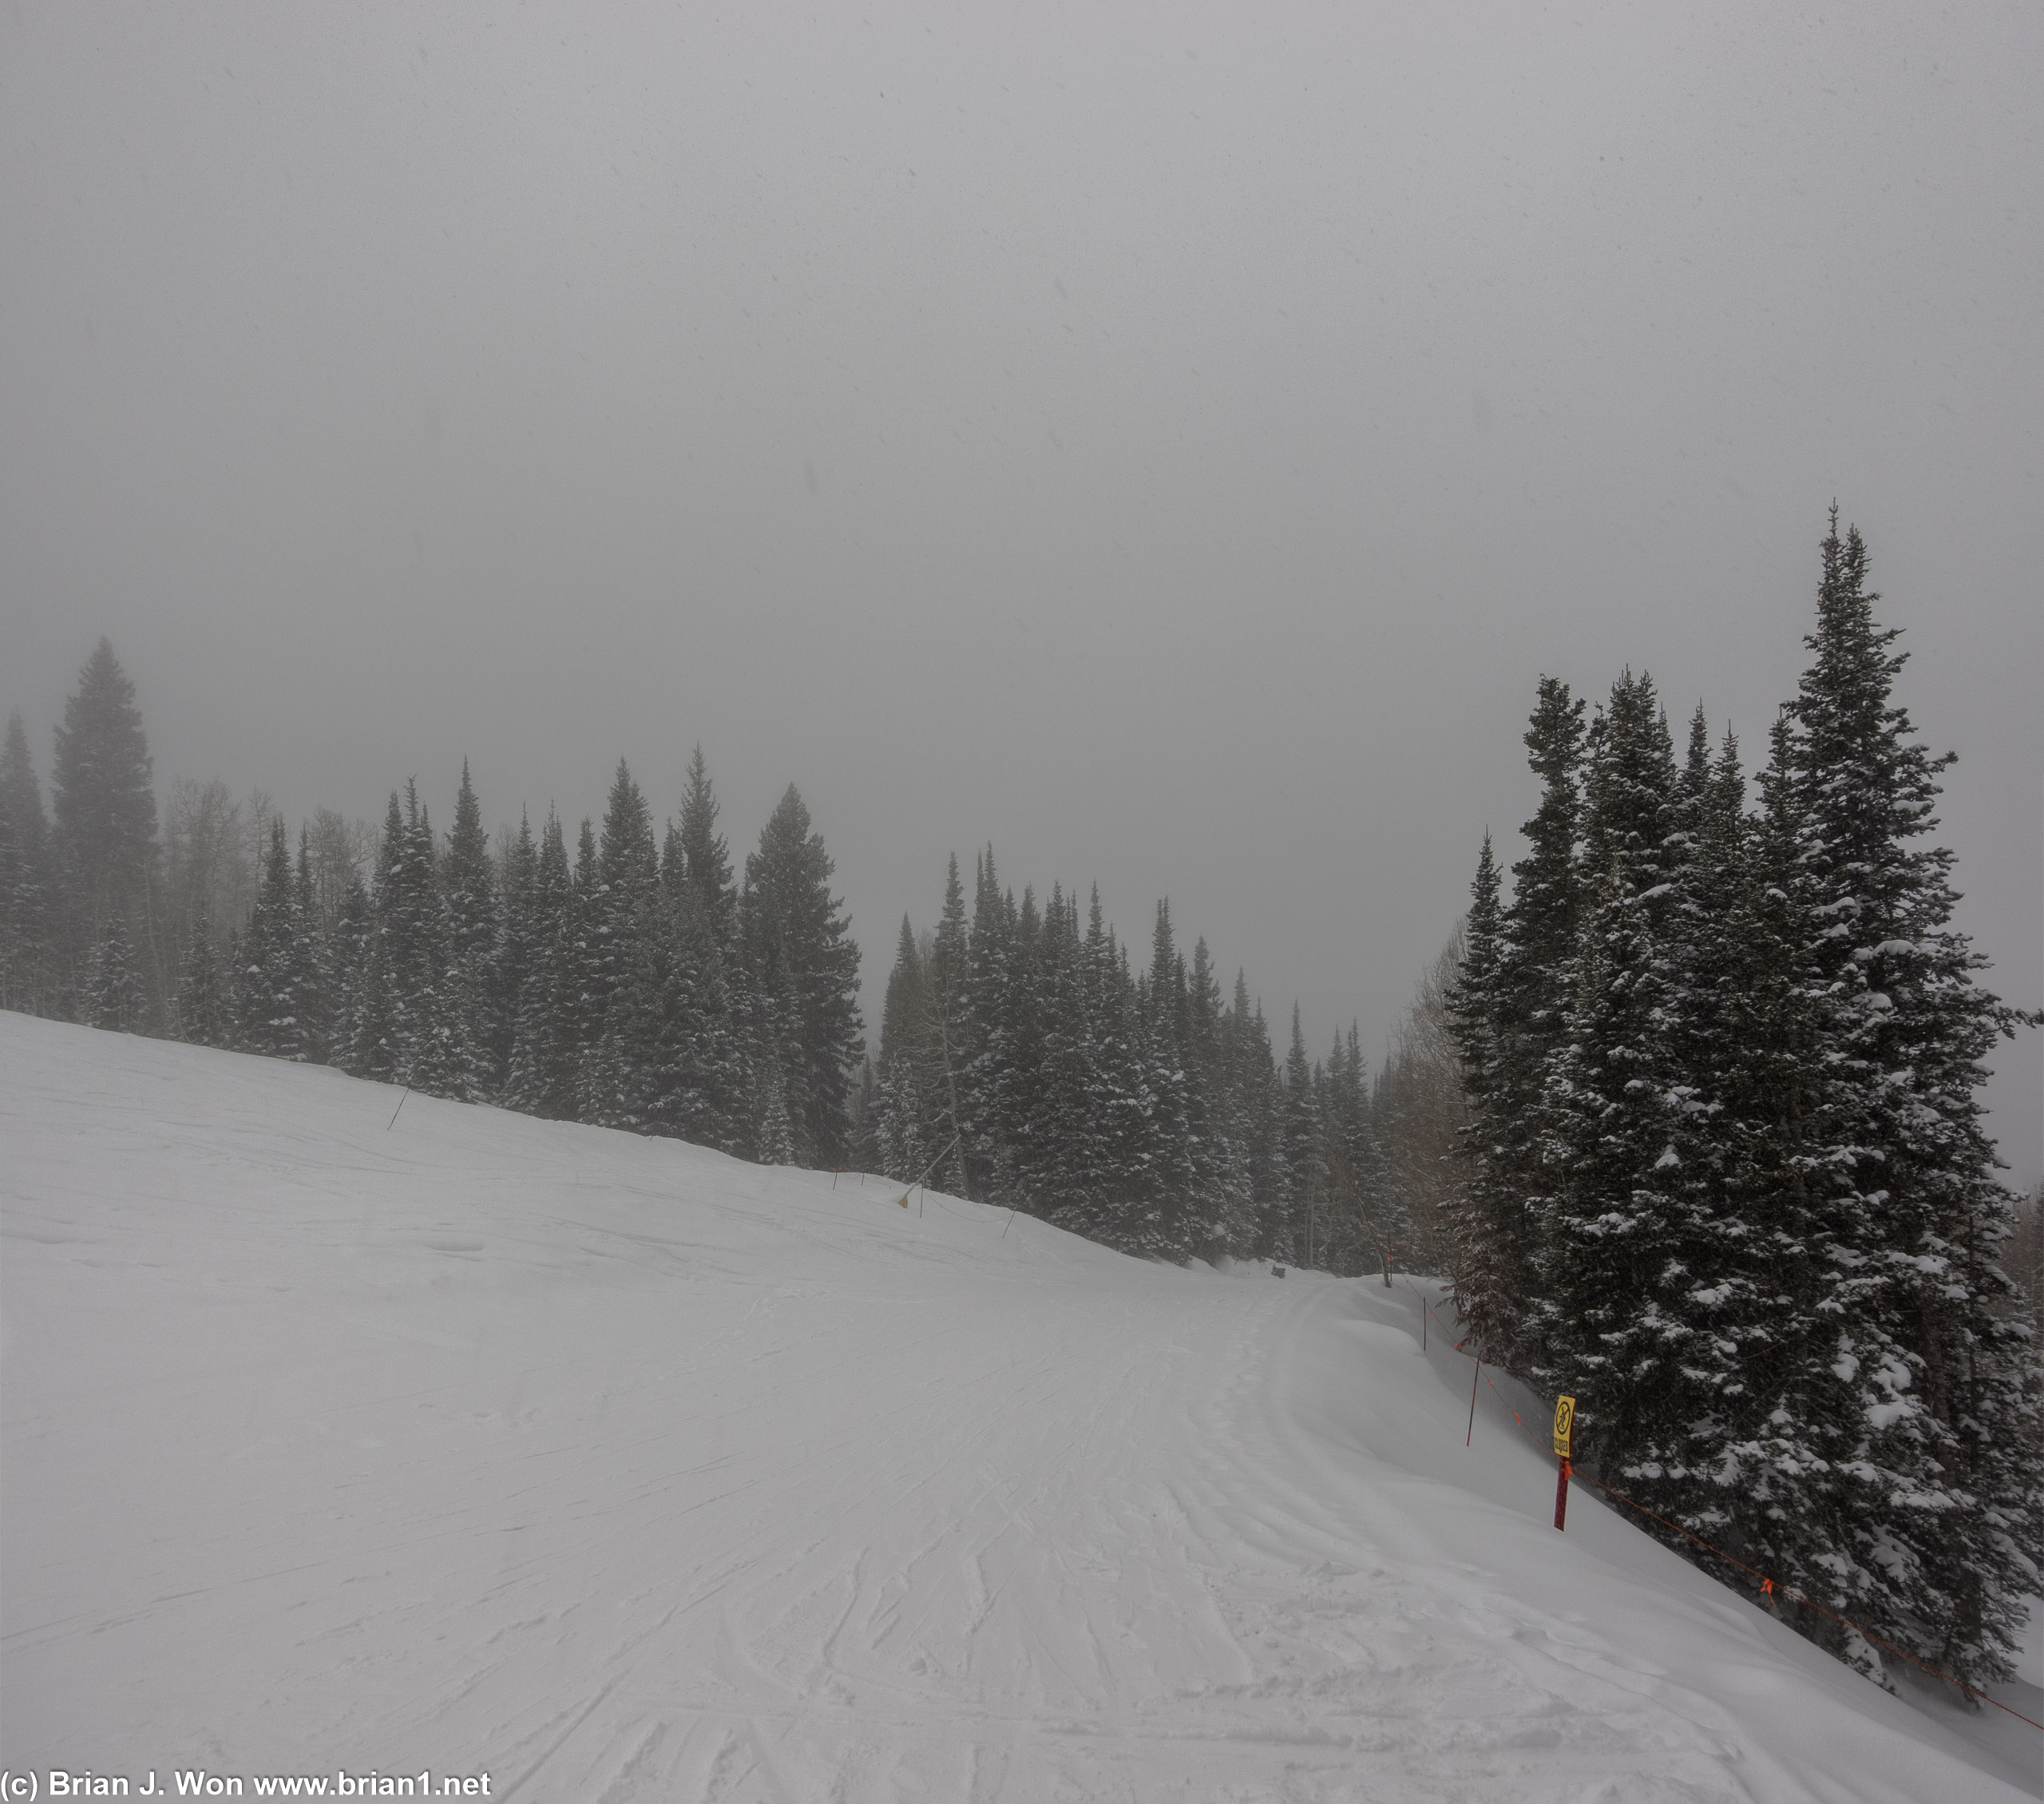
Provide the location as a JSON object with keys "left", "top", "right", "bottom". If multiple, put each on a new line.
{"left": 1, "top": 511, "right": 2037, "bottom": 1695}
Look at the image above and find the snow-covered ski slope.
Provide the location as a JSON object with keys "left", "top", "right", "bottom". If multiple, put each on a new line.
{"left": 3, "top": 1014, "right": 2037, "bottom": 1802}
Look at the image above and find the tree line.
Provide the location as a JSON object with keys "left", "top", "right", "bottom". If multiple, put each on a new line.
{"left": 0, "top": 650, "right": 862, "bottom": 1167}
{"left": 0, "top": 644, "right": 1457, "bottom": 1259}
{"left": 1441, "top": 513, "right": 2040, "bottom": 1695}
{"left": 856, "top": 858, "right": 1402, "bottom": 1267}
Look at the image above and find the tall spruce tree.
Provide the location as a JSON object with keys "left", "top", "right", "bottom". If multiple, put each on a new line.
{"left": 1452, "top": 678, "right": 1585, "bottom": 1361}
{"left": 676, "top": 746, "right": 738, "bottom": 950}
{"left": 440, "top": 762, "right": 498, "bottom": 1092}
{"left": 233, "top": 819, "right": 307, "bottom": 1058}
{"left": 504, "top": 810, "right": 582, "bottom": 1119}
{"left": 1143, "top": 902, "right": 1196, "bottom": 1255}
{"left": 1446, "top": 833, "right": 1506, "bottom": 1304}
{"left": 873, "top": 915, "right": 933, "bottom": 1180}
{"left": 1230, "top": 982, "right": 1282, "bottom": 1260}
{"left": 329, "top": 873, "right": 378, "bottom": 1073}
{"left": 1029, "top": 886, "right": 1093, "bottom": 1221}
{"left": 1186, "top": 936, "right": 1254, "bottom": 1258}
{"left": 1528, "top": 673, "right": 1744, "bottom": 1528}
{"left": 1281, "top": 1005, "right": 1325, "bottom": 1267}
{"left": 742, "top": 785, "right": 862, "bottom": 1168}
{"left": 291, "top": 829, "right": 334, "bottom": 1063}
{"left": 588, "top": 762, "right": 657, "bottom": 1018}
{"left": 1000, "top": 885, "right": 1054, "bottom": 1211}
{"left": 927, "top": 854, "right": 973, "bottom": 1194}
{"left": 369, "top": 783, "right": 462, "bottom": 1096}
{"left": 963, "top": 847, "right": 1016, "bottom": 1199}
{"left": 1744, "top": 514, "right": 2042, "bottom": 1688}
{"left": 490, "top": 811, "right": 540, "bottom": 1089}
{"left": 50, "top": 639, "right": 159, "bottom": 1017}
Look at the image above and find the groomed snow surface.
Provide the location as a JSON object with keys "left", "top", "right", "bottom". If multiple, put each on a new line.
{"left": 2, "top": 1013, "right": 2038, "bottom": 1802}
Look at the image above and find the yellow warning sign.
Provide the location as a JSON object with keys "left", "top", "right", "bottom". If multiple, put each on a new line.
{"left": 1552, "top": 1394, "right": 1576, "bottom": 1457}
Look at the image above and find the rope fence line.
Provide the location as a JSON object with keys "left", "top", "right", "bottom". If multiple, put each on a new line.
{"left": 1395, "top": 1277, "right": 2042, "bottom": 1731}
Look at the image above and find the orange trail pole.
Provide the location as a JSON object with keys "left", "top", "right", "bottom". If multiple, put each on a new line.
{"left": 1466, "top": 1356, "right": 1480, "bottom": 1446}
{"left": 1554, "top": 1457, "right": 1571, "bottom": 1531}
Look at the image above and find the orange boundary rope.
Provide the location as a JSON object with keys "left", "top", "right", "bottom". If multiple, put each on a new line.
{"left": 1399, "top": 1280, "right": 2043, "bottom": 1732}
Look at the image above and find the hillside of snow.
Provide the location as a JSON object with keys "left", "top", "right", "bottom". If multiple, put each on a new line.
{"left": 2, "top": 1012, "right": 2036, "bottom": 1801}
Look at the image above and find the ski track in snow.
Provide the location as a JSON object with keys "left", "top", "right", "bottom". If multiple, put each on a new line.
{"left": 2, "top": 1014, "right": 2037, "bottom": 1802}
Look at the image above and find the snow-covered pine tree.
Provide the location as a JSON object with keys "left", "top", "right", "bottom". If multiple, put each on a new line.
{"left": 438, "top": 762, "right": 497, "bottom": 1095}
{"left": 1186, "top": 935, "right": 1254, "bottom": 1259}
{"left": 374, "top": 783, "right": 469, "bottom": 1097}
{"left": 566, "top": 762, "right": 656, "bottom": 1125}
{"left": 172, "top": 898, "right": 228, "bottom": 1045}
{"left": 1527, "top": 672, "right": 1729, "bottom": 1487}
{"left": 876, "top": 1041, "right": 933, "bottom": 1183}
{"left": 1314, "top": 1027, "right": 1375, "bottom": 1275}
{"left": 754, "top": 1049, "right": 797, "bottom": 1167}
{"left": 998, "top": 884, "right": 1054, "bottom": 1213}
{"left": 1750, "top": 513, "right": 2042, "bottom": 1690}
{"left": 489, "top": 811, "right": 539, "bottom": 1091}
{"left": 872, "top": 914, "right": 934, "bottom": 1180}
{"left": 927, "top": 854, "right": 973, "bottom": 1196}
{"left": 1341, "top": 1021, "right": 1388, "bottom": 1266}
{"left": 595, "top": 872, "right": 739, "bottom": 1146}
{"left": 291, "top": 828, "right": 334, "bottom": 1063}
{"left": 1618, "top": 708, "right": 1858, "bottom": 1632}
{"left": 1281, "top": 1005, "right": 1325, "bottom": 1267}
{"left": 1446, "top": 832, "right": 1507, "bottom": 1307}
{"left": 587, "top": 760, "right": 657, "bottom": 1029}
{"left": 963, "top": 847, "right": 1016, "bottom": 1199}
{"left": 589, "top": 888, "right": 695, "bottom": 1136}
{"left": 1026, "top": 885, "right": 1088, "bottom": 1220}
{"left": 81, "top": 906, "right": 147, "bottom": 1031}
{"left": 742, "top": 785, "right": 863, "bottom": 1169}
{"left": 327, "top": 873, "right": 372, "bottom": 1069}
{"left": 1142, "top": 902, "right": 1196, "bottom": 1257}
{"left": 1226, "top": 980, "right": 1282, "bottom": 1261}
{"left": 504, "top": 810, "right": 581, "bottom": 1119}
{"left": 51, "top": 640, "right": 159, "bottom": 1020}
{"left": 1460, "top": 679, "right": 1585, "bottom": 1364}
{"left": 233, "top": 819, "right": 305, "bottom": 1058}
{"left": 675, "top": 745, "right": 738, "bottom": 952}
{"left": 1078, "top": 898, "right": 1159, "bottom": 1253}
{"left": 668, "top": 874, "right": 753, "bottom": 1155}
{"left": 336, "top": 868, "right": 396, "bottom": 1081}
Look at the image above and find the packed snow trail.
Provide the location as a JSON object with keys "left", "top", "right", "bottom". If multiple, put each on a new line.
{"left": 2, "top": 1015, "right": 2035, "bottom": 1801}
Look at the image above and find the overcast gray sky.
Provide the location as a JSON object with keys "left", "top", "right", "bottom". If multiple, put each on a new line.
{"left": 2, "top": 1, "right": 2038, "bottom": 1182}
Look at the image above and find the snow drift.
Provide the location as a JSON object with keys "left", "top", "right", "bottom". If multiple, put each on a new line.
{"left": 2, "top": 1013, "right": 2035, "bottom": 1800}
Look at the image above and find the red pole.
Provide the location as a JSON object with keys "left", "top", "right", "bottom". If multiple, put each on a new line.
{"left": 1554, "top": 1457, "right": 1571, "bottom": 1531}
{"left": 1467, "top": 1358, "right": 1480, "bottom": 1446}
